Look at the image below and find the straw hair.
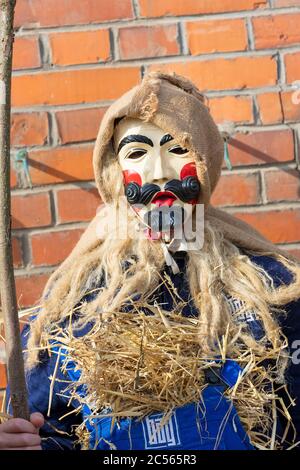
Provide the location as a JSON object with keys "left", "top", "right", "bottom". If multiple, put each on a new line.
{"left": 24, "top": 72, "right": 300, "bottom": 449}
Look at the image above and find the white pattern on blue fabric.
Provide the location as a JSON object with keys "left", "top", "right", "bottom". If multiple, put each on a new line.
{"left": 142, "top": 412, "right": 181, "bottom": 449}
{"left": 225, "top": 295, "right": 258, "bottom": 323}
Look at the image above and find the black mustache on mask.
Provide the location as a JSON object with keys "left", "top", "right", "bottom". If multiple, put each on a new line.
{"left": 125, "top": 176, "right": 200, "bottom": 205}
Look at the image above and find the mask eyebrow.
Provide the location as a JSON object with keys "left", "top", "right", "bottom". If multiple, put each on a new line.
{"left": 160, "top": 134, "right": 174, "bottom": 146}
{"left": 117, "top": 135, "right": 153, "bottom": 154}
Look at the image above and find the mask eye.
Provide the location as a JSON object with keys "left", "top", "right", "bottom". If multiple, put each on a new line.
{"left": 125, "top": 149, "right": 147, "bottom": 160}
{"left": 168, "top": 145, "right": 189, "bottom": 155}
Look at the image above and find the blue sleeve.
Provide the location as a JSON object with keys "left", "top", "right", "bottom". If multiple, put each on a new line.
{"left": 251, "top": 255, "right": 300, "bottom": 447}
{"left": 5, "top": 323, "right": 83, "bottom": 450}
{"left": 279, "top": 298, "right": 300, "bottom": 447}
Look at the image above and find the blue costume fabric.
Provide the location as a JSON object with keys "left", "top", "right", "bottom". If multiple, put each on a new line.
{"left": 5, "top": 254, "right": 300, "bottom": 450}
{"left": 63, "top": 354, "right": 254, "bottom": 450}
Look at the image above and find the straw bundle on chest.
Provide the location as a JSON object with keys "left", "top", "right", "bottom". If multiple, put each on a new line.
{"left": 44, "top": 293, "right": 293, "bottom": 450}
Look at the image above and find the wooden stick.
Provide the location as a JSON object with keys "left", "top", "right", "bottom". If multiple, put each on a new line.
{"left": 0, "top": 0, "right": 29, "bottom": 420}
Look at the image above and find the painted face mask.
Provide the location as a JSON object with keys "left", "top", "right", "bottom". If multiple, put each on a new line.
{"left": 114, "top": 117, "right": 201, "bottom": 242}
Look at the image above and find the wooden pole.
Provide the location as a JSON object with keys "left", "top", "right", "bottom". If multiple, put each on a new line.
{"left": 0, "top": 0, "right": 30, "bottom": 420}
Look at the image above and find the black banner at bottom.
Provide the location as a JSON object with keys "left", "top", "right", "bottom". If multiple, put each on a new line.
{"left": 0, "top": 449, "right": 297, "bottom": 467}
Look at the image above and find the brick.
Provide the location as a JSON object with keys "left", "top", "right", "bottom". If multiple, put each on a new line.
{"left": 0, "top": 364, "right": 7, "bottom": 389}
{"left": 12, "top": 237, "right": 23, "bottom": 268}
{"left": 257, "top": 89, "right": 300, "bottom": 124}
{"left": 285, "top": 52, "right": 300, "bottom": 84}
{"left": 228, "top": 130, "right": 294, "bottom": 166}
{"left": 56, "top": 187, "right": 101, "bottom": 223}
{"left": 10, "top": 168, "right": 17, "bottom": 189}
{"left": 15, "top": 0, "right": 133, "bottom": 28}
{"left": 139, "top": 0, "right": 267, "bottom": 17}
{"left": 49, "top": 30, "right": 110, "bottom": 66}
{"left": 253, "top": 14, "right": 300, "bottom": 49}
{"left": 55, "top": 107, "right": 107, "bottom": 144}
{"left": 257, "top": 93, "right": 283, "bottom": 124}
{"left": 234, "top": 209, "right": 300, "bottom": 243}
{"left": 30, "top": 229, "right": 84, "bottom": 267}
{"left": 11, "top": 112, "right": 48, "bottom": 147}
{"left": 27, "top": 146, "right": 94, "bottom": 185}
{"left": 187, "top": 19, "right": 247, "bottom": 55}
{"left": 12, "top": 67, "right": 140, "bottom": 107}
{"left": 273, "top": 0, "right": 300, "bottom": 6}
{"left": 149, "top": 56, "right": 277, "bottom": 91}
{"left": 281, "top": 90, "right": 300, "bottom": 122}
{"left": 208, "top": 96, "right": 253, "bottom": 124}
{"left": 264, "top": 169, "right": 300, "bottom": 202}
{"left": 15, "top": 273, "right": 49, "bottom": 308}
{"left": 11, "top": 193, "right": 51, "bottom": 229}
{"left": 119, "top": 25, "right": 179, "bottom": 60}
{"left": 211, "top": 173, "right": 259, "bottom": 206}
{"left": 12, "top": 36, "right": 40, "bottom": 70}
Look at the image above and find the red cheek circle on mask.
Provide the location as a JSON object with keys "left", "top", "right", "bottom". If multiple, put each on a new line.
{"left": 180, "top": 162, "right": 199, "bottom": 205}
{"left": 123, "top": 170, "right": 142, "bottom": 186}
{"left": 180, "top": 162, "right": 197, "bottom": 180}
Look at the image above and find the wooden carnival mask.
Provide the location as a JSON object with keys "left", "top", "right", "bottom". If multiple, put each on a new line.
{"left": 114, "top": 117, "right": 200, "bottom": 242}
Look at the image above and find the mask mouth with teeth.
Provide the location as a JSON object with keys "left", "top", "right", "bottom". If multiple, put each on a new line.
{"left": 114, "top": 118, "right": 201, "bottom": 243}
{"left": 143, "top": 206, "right": 186, "bottom": 241}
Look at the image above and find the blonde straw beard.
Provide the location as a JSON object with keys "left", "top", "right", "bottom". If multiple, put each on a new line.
{"left": 25, "top": 201, "right": 300, "bottom": 371}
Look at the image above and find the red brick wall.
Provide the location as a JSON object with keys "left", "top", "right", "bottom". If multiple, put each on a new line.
{"left": 1, "top": 0, "right": 300, "bottom": 397}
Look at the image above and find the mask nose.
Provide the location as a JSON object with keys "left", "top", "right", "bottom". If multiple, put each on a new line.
{"left": 152, "top": 153, "right": 175, "bottom": 184}
{"left": 152, "top": 154, "right": 164, "bottom": 182}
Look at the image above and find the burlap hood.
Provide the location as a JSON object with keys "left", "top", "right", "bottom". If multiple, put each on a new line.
{"left": 59, "top": 72, "right": 297, "bottom": 268}
{"left": 93, "top": 72, "right": 224, "bottom": 207}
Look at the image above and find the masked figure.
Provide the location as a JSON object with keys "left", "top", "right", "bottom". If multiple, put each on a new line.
{"left": 5, "top": 72, "right": 300, "bottom": 450}
{"left": 115, "top": 117, "right": 200, "bottom": 241}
